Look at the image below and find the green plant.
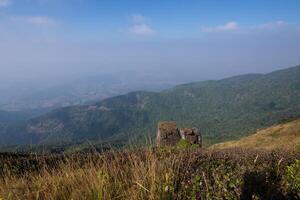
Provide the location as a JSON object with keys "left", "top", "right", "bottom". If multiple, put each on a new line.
{"left": 176, "top": 139, "right": 191, "bottom": 149}
{"left": 191, "top": 175, "right": 201, "bottom": 200}
{"left": 191, "top": 144, "right": 200, "bottom": 149}
{"left": 283, "top": 159, "right": 300, "bottom": 198}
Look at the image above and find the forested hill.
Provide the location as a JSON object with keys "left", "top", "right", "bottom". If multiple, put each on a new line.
{"left": 0, "top": 109, "right": 49, "bottom": 125}
{"left": 1, "top": 65, "right": 300, "bottom": 146}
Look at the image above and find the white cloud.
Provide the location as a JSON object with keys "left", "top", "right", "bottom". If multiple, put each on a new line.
{"left": 128, "top": 14, "right": 156, "bottom": 36}
{"left": 0, "top": 0, "right": 12, "bottom": 7}
{"left": 129, "top": 24, "right": 156, "bottom": 36}
{"left": 200, "top": 21, "right": 289, "bottom": 33}
{"left": 253, "top": 20, "right": 285, "bottom": 30}
{"left": 201, "top": 21, "right": 239, "bottom": 32}
{"left": 25, "top": 16, "right": 56, "bottom": 26}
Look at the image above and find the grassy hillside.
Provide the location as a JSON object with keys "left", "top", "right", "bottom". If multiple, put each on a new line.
{"left": 0, "top": 149, "right": 299, "bottom": 199}
{"left": 212, "top": 117, "right": 300, "bottom": 150}
{"left": 1, "top": 65, "right": 300, "bottom": 147}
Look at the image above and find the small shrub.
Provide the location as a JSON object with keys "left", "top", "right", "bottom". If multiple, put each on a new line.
{"left": 176, "top": 139, "right": 191, "bottom": 148}
{"left": 283, "top": 159, "right": 300, "bottom": 198}
{"left": 191, "top": 144, "right": 200, "bottom": 149}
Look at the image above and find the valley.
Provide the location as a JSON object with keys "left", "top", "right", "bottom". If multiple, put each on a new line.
{"left": 1, "top": 65, "right": 300, "bottom": 151}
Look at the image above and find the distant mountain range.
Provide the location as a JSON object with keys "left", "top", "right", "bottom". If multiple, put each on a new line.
{"left": 1, "top": 65, "right": 300, "bottom": 148}
{"left": 0, "top": 109, "right": 50, "bottom": 125}
{"left": 0, "top": 73, "right": 181, "bottom": 111}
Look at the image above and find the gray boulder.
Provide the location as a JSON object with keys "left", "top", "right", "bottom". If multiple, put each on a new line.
{"left": 156, "top": 121, "right": 181, "bottom": 146}
{"left": 156, "top": 121, "right": 202, "bottom": 147}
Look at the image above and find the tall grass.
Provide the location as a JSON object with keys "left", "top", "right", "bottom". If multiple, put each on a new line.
{"left": 0, "top": 148, "right": 299, "bottom": 200}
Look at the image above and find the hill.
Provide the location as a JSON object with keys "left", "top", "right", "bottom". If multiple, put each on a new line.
{"left": 1, "top": 65, "right": 300, "bottom": 147}
{"left": 0, "top": 73, "right": 178, "bottom": 111}
{"left": 0, "top": 109, "right": 49, "bottom": 125}
{"left": 211, "top": 117, "right": 300, "bottom": 150}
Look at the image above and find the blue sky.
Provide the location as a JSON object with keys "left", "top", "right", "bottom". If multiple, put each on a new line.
{"left": 1, "top": 0, "right": 300, "bottom": 38}
{"left": 0, "top": 0, "right": 300, "bottom": 88}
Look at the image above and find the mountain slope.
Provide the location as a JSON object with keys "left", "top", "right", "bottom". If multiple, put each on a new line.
{"left": 0, "top": 109, "right": 49, "bottom": 125}
{"left": 0, "top": 73, "right": 178, "bottom": 111}
{"left": 211, "top": 117, "right": 300, "bottom": 149}
{"left": 1, "top": 65, "right": 300, "bottom": 146}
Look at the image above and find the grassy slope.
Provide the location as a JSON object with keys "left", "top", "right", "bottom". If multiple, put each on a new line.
{"left": 212, "top": 118, "right": 300, "bottom": 150}
{"left": 1, "top": 149, "right": 300, "bottom": 199}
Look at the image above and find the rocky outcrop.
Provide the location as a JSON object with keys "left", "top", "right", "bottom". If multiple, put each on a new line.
{"left": 180, "top": 128, "right": 202, "bottom": 147}
{"left": 156, "top": 121, "right": 202, "bottom": 147}
{"left": 156, "top": 121, "right": 181, "bottom": 146}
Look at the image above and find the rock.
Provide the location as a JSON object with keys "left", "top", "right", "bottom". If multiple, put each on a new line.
{"left": 180, "top": 128, "right": 202, "bottom": 147}
{"left": 156, "top": 121, "right": 181, "bottom": 146}
{"left": 156, "top": 121, "right": 202, "bottom": 147}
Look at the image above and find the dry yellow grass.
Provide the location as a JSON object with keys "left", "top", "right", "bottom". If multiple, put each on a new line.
{"left": 0, "top": 148, "right": 299, "bottom": 199}
{"left": 212, "top": 118, "right": 300, "bottom": 150}
{"left": 0, "top": 149, "right": 189, "bottom": 200}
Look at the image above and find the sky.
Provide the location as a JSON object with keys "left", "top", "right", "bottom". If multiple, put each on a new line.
{"left": 0, "top": 0, "right": 300, "bottom": 89}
